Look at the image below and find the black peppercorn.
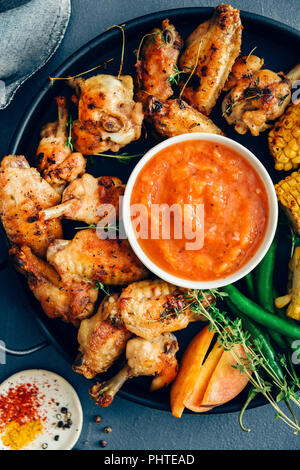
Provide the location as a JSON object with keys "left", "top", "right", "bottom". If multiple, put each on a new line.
{"left": 100, "top": 440, "right": 107, "bottom": 448}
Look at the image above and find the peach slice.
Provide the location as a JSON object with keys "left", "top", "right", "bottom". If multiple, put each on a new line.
{"left": 170, "top": 325, "right": 215, "bottom": 418}
{"left": 183, "top": 339, "right": 224, "bottom": 412}
{"left": 185, "top": 343, "right": 249, "bottom": 413}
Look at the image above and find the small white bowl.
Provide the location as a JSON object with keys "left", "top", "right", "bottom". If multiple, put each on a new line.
{"left": 123, "top": 133, "right": 278, "bottom": 289}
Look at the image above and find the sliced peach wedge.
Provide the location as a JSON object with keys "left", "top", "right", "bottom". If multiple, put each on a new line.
{"left": 185, "top": 343, "right": 249, "bottom": 413}
{"left": 170, "top": 325, "right": 215, "bottom": 418}
{"left": 170, "top": 326, "right": 250, "bottom": 417}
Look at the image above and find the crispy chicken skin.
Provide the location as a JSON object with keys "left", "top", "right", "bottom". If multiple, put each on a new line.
{"left": 118, "top": 280, "right": 208, "bottom": 341}
{"left": 68, "top": 75, "right": 144, "bottom": 155}
{"left": 179, "top": 4, "right": 242, "bottom": 115}
{"left": 36, "top": 97, "right": 86, "bottom": 194}
{"left": 222, "top": 55, "right": 291, "bottom": 135}
{"left": 145, "top": 96, "right": 224, "bottom": 138}
{"left": 0, "top": 155, "right": 62, "bottom": 258}
{"left": 9, "top": 245, "right": 97, "bottom": 324}
{"left": 47, "top": 229, "right": 148, "bottom": 286}
{"left": 40, "top": 174, "right": 125, "bottom": 225}
{"left": 135, "top": 19, "right": 183, "bottom": 104}
{"left": 90, "top": 333, "right": 179, "bottom": 406}
{"left": 73, "top": 294, "right": 132, "bottom": 379}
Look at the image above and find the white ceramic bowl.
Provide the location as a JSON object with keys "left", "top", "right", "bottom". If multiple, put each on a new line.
{"left": 123, "top": 133, "right": 278, "bottom": 289}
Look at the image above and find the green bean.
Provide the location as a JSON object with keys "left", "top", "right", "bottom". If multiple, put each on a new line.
{"left": 225, "top": 298, "right": 285, "bottom": 381}
{"left": 244, "top": 272, "right": 255, "bottom": 300}
{"left": 226, "top": 298, "right": 299, "bottom": 427}
{"left": 253, "top": 239, "right": 287, "bottom": 348}
{"left": 223, "top": 284, "right": 300, "bottom": 340}
{"left": 255, "top": 236, "right": 277, "bottom": 313}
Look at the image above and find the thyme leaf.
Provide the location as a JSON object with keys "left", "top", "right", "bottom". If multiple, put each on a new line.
{"left": 64, "top": 116, "right": 74, "bottom": 151}
{"left": 177, "top": 289, "right": 300, "bottom": 434}
{"left": 95, "top": 281, "right": 110, "bottom": 296}
{"left": 93, "top": 152, "right": 143, "bottom": 164}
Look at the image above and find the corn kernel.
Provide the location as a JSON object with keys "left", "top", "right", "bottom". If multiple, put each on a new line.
{"left": 269, "top": 103, "right": 300, "bottom": 171}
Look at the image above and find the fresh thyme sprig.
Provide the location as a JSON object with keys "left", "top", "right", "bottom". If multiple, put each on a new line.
{"left": 106, "top": 223, "right": 120, "bottom": 233}
{"left": 183, "top": 289, "right": 300, "bottom": 433}
{"left": 64, "top": 116, "right": 74, "bottom": 151}
{"left": 278, "top": 93, "right": 289, "bottom": 106}
{"left": 240, "top": 46, "right": 258, "bottom": 65}
{"left": 135, "top": 32, "right": 160, "bottom": 63}
{"left": 74, "top": 224, "right": 97, "bottom": 230}
{"left": 75, "top": 223, "right": 119, "bottom": 232}
{"left": 49, "top": 58, "right": 114, "bottom": 86}
{"left": 95, "top": 281, "right": 110, "bottom": 296}
{"left": 166, "top": 65, "right": 192, "bottom": 86}
{"left": 93, "top": 152, "right": 143, "bottom": 164}
{"left": 106, "top": 24, "right": 126, "bottom": 79}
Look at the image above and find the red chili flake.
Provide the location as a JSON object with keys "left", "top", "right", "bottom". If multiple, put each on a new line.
{"left": 0, "top": 383, "right": 43, "bottom": 429}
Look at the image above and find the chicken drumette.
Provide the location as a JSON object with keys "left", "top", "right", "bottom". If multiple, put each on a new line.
{"left": 135, "top": 18, "right": 183, "bottom": 105}
{"left": 47, "top": 229, "right": 148, "bottom": 286}
{"left": 90, "top": 333, "right": 179, "bottom": 406}
{"left": 144, "top": 96, "right": 224, "bottom": 138}
{"left": 9, "top": 245, "right": 97, "bottom": 324}
{"left": 118, "top": 280, "right": 208, "bottom": 341}
{"left": 36, "top": 97, "right": 86, "bottom": 194}
{"left": 40, "top": 174, "right": 124, "bottom": 226}
{"left": 73, "top": 293, "right": 132, "bottom": 379}
{"left": 222, "top": 56, "right": 299, "bottom": 136}
{"left": 135, "top": 19, "right": 223, "bottom": 138}
{"left": 0, "top": 155, "right": 62, "bottom": 258}
{"left": 68, "top": 75, "right": 143, "bottom": 155}
{"left": 179, "top": 4, "right": 242, "bottom": 115}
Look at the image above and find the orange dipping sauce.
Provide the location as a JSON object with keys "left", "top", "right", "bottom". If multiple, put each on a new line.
{"left": 130, "top": 140, "right": 269, "bottom": 281}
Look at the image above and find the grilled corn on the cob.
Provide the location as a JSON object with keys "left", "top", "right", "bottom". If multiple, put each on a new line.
{"left": 275, "top": 247, "right": 300, "bottom": 320}
{"left": 275, "top": 170, "right": 300, "bottom": 235}
{"left": 269, "top": 103, "right": 300, "bottom": 171}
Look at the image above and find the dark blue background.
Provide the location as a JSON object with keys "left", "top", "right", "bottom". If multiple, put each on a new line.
{"left": 0, "top": 0, "right": 299, "bottom": 450}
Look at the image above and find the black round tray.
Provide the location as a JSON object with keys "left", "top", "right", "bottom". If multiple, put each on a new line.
{"left": 6, "top": 7, "right": 300, "bottom": 413}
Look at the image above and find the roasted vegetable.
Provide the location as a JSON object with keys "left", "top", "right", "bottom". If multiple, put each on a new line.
{"left": 269, "top": 103, "right": 300, "bottom": 171}
{"left": 223, "top": 284, "right": 300, "bottom": 338}
{"left": 275, "top": 247, "right": 300, "bottom": 320}
{"left": 275, "top": 170, "right": 300, "bottom": 235}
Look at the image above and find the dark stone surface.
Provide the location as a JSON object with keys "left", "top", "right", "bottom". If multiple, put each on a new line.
{"left": 0, "top": 0, "right": 299, "bottom": 450}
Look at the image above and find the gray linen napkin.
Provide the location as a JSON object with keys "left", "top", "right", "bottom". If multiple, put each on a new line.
{"left": 0, "top": 0, "right": 71, "bottom": 109}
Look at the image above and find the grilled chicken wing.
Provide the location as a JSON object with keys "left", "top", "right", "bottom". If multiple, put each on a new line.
{"left": 135, "top": 19, "right": 183, "bottom": 104}
{"left": 68, "top": 75, "right": 143, "bottom": 155}
{"left": 145, "top": 96, "right": 224, "bottom": 138}
{"left": 118, "top": 280, "right": 208, "bottom": 341}
{"left": 90, "top": 333, "right": 179, "bottom": 406}
{"left": 73, "top": 294, "right": 132, "bottom": 379}
{"left": 47, "top": 229, "right": 148, "bottom": 286}
{"left": 36, "top": 97, "right": 86, "bottom": 194}
{"left": 40, "top": 174, "right": 124, "bottom": 225}
{"left": 222, "top": 55, "right": 292, "bottom": 135}
{"left": 179, "top": 4, "right": 242, "bottom": 115}
{"left": 9, "top": 245, "right": 97, "bottom": 324}
{"left": 0, "top": 155, "right": 62, "bottom": 258}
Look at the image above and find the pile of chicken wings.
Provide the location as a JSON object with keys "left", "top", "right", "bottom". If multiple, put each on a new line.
{"left": 0, "top": 4, "right": 294, "bottom": 406}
